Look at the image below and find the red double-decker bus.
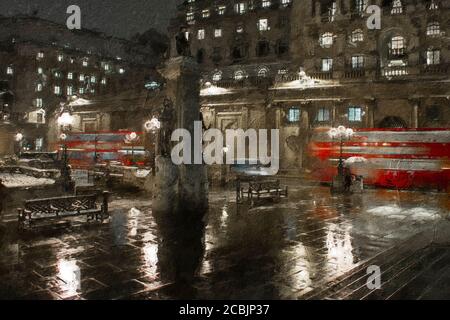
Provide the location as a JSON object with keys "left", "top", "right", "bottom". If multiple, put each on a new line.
{"left": 54, "top": 131, "right": 149, "bottom": 169}
{"left": 308, "top": 128, "right": 450, "bottom": 191}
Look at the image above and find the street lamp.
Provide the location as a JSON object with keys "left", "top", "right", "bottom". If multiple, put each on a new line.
{"left": 144, "top": 117, "right": 161, "bottom": 133}
{"left": 328, "top": 126, "right": 354, "bottom": 177}
{"left": 124, "top": 132, "right": 140, "bottom": 166}
{"left": 14, "top": 132, "right": 24, "bottom": 155}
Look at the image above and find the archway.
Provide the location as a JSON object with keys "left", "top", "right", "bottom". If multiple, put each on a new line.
{"left": 378, "top": 116, "right": 407, "bottom": 128}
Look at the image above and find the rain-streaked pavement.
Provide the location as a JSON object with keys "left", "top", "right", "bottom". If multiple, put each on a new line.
{"left": 0, "top": 182, "right": 449, "bottom": 300}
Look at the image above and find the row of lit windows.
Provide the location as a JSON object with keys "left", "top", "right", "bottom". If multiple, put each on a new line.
{"left": 318, "top": 49, "right": 441, "bottom": 72}
{"left": 186, "top": 0, "right": 291, "bottom": 22}
{"left": 36, "top": 51, "right": 124, "bottom": 72}
{"left": 196, "top": 18, "right": 270, "bottom": 40}
{"left": 285, "top": 106, "right": 363, "bottom": 123}
{"left": 319, "top": 22, "right": 441, "bottom": 49}
{"left": 321, "top": 0, "right": 437, "bottom": 18}
{"left": 35, "top": 78, "right": 107, "bottom": 92}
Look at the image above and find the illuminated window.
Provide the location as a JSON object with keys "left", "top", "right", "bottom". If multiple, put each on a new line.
{"left": 262, "top": 0, "right": 271, "bottom": 8}
{"left": 202, "top": 9, "right": 210, "bottom": 18}
{"left": 355, "top": 0, "right": 368, "bottom": 12}
{"left": 67, "top": 86, "right": 74, "bottom": 96}
{"left": 90, "top": 76, "right": 96, "bottom": 83}
{"left": 186, "top": 12, "right": 195, "bottom": 22}
{"left": 101, "top": 78, "right": 107, "bottom": 85}
{"left": 322, "top": 58, "right": 333, "bottom": 72}
{"left": 351, "top": 55, "right": 364, "bottom": 69}
{"left": 234, "top": 70, "right": 245, "bottom": 80}
{"left": 348, "top": 106, "right": 362, "bottom": 122}
{"left": 37, "top": 67, "right": 43, "bottom": 74}
{"left": 287, "top": 108, "right": 300, "bottom": 123}
{"left": 258, "top": 67, "right": 269, "bottom": 78}
{"left": 6, "top": 66, "right": 13, "bottom": 75}
{"left": 36, "top": 83, "right": 43, "bottom": 92}
{"left": 54, "top": 86, "right": 61, "bottom": 95}
{"left": 426, "top": 22, "right": 440, "bottom": 37}
{"left": 68, "top": 72, "right": 73, "bottom": 80}
{"left": 57, "top": 54, "right": 64, "bottom": 62}
{"left": 320, "top": 32, "right": 334, "bottom": 48}
{"left": 235, "top": 2, "right": 247, "bottom": 14}
{"left": 104, "top": 63, "right": 110, "bottom": 71}
{"left": 390, "top": 36, "right": 405, "bottom": 56}
{"left": 217, "top": 5, "right": 226, "bottom": 15}
{"left": 426, "top": 49, "right": 440, "bottom": 65}
{"left": 37, "top": 52, "right": 44, "bottom": 59}
{"left": 215, "top": 28, "right": 223, "bottom": 38}
{"left": 212, "top": 71, "right": 222, "bottom": 81}
{"left": 79, "top": 74, "right": 85, "bottom": 81}
{"left": 198, "top": 29, "right": 205, "bottom": 40}
{"left": 82, "top": 59, "right": 88, "bottom": 67}
{"left": 35, "top": 98, "right": 43, "bottom": 108}
{"left": 351, "top": 29, "right": 364, "bottom": 42}
{"left": 257, "top": 19, "right": 269, "bottom": 31}
{"left": 316, "top": 108, "right": 330, "bottom": 122}
{"left": 281, "top": 0, "right": 291, "bottom": 7}
{"left": 79, "top": 87, "right": 85, "bottom": 94}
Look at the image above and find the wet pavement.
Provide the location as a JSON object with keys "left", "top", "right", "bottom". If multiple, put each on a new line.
{"left": 0, "top": 182, "right": 449, "bottom": 300}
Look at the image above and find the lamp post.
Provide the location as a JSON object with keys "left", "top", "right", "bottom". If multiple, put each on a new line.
{"left": 57, "top": 108, "right": 75, "bottom": 193}
{"left": 14, "top": 132, "right": 24, "bottom": 156}
{"left": 144, "top": 116, "right": 161, "bottom": 175}
{"left": 328, "top": 126, "right": 354, "bottom": 176}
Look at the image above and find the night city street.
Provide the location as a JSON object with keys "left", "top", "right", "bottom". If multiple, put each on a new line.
{"left": 1, "top": 182, "right": 449, "bottom": 300}
{"left": 0, "top": 0, "right": 449, "bottom": 311}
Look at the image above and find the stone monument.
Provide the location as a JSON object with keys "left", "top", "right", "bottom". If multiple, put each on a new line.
{"left": 152, "top": 56, "right": 208, "bottom": 218}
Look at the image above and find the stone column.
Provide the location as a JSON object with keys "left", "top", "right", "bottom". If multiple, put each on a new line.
{"left": 410, "top": 99, "right": 420, "bottom": 128}
{"left": 153, "top": 56, "right": 208, "bottom": 218}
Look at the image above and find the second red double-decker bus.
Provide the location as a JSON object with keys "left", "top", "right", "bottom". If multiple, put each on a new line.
{"left": 308, "top": 128, "right": 450, "bottom": 191}
{"left": 55, "top": 131, "right": 149, "bottom": 169}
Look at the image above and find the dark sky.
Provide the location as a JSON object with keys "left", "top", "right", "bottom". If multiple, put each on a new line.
{"left": 0, "top": 0, "right": 180, "bottom": 38}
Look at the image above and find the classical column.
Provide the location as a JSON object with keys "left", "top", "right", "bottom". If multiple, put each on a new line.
{"left": 366, "top": 98, "right": 376, "bottom": 128}
{"left": 410, "top": 99, "right": 420, "bottom": 128}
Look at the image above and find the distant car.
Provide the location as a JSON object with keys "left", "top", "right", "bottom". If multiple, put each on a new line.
{"left": 230, "top": 158, "right": 276, "bottom": 177}
{"left": 18, "top": 152, "right": 60, "bottom": 169}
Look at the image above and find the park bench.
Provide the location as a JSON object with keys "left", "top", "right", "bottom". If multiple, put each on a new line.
{"left": 18, "top": 191, "right": 110, "bottom": 229}
{"left": 237, "top": 178, "right": 288, "bottom": 205}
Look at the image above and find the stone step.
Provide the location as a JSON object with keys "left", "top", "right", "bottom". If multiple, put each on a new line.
{"left": 301, "top": 229, "right": 434, "bottom": 299}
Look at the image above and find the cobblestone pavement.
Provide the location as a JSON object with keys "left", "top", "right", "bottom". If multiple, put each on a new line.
{"left": 0, "top": 183, "right": 449, "bottom": 300}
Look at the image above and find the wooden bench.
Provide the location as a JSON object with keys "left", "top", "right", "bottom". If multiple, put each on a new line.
{"left": 18, "top": 191, "right": 110, "bottom": 229}
{"left": 237, "top": 178, "right": 288, "bottom": 204}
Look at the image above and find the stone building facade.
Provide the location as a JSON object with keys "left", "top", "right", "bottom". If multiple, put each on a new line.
{"left": 0, "top": 16, "right": 162, "bottom": 154}
{"left": 170, "top": 0, "right": 450, "bottom": 173}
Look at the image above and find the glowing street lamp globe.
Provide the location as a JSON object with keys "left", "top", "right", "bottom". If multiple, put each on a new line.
{"left": 144, "top": 117, "right": 161, "bottom": 132}
{"left": 328, "top": 128, "right": 338, "bottom": 138}
{"left": 129, "top": 132, "right": 138, "bottom": 140}
{"left": 57, "top": 112, "right": 74, "bottom": 127}
{"left": 59, "top": 133, "right": 68, "bottom": 141}
{"left": 15, "top": 133, "right": 24, "bottom": 142}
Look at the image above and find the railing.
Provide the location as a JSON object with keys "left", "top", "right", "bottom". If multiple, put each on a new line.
{"left": 381, "top": 66, "right": 409, "bottom": 77}
{"left": 343, "top": 68, "right": 366, "bottom": 78}
{"left": 212, "top": 76, "right": 275, "bottom": 89}
{"left": 420, "top": 64, "right": 449, "bottom": 75}
{"left": 310, "top": 71, "right": 333, "bottom": 80}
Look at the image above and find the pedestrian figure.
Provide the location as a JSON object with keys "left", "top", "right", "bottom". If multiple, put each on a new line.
{"left": 344, "top": 167, "right": 352, "bottom": 192}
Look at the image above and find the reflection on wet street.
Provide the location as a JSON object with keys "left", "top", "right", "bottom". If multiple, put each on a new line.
{"left": 0, "top": 183, "right": 449, "bottom": 300}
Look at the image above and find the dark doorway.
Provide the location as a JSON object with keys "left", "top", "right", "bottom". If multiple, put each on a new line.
{"left": 378, "top": 116, "right": 407, "bottom": 128}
